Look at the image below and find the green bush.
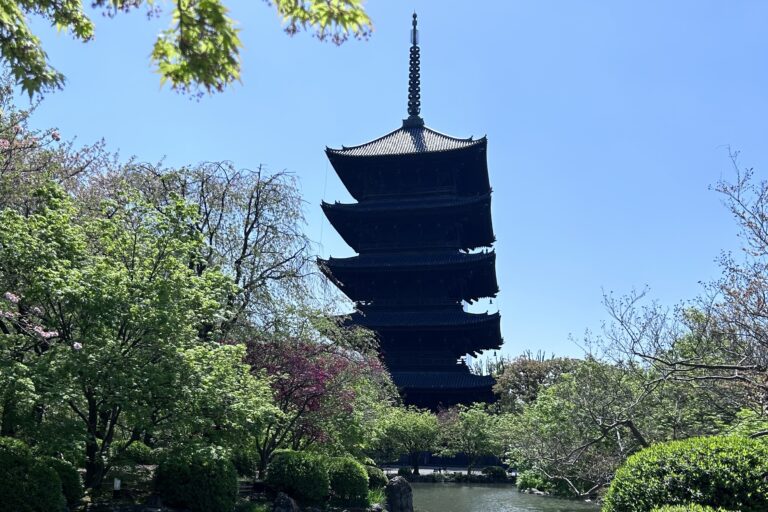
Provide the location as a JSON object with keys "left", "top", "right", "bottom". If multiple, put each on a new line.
{"left": 603, "top": 436, "right": 768, "bottom": 512}
{"left": 232, "top": 447, "right": 259, "bottom": 479}
{"left": 265, "top": 450, "right": 329, "bottom": 505}
{"left": 234, "top": 501, "right": 269, "bottom": 512}
{"left": 154, "top": 447, "right": 238, "bottom": 512}
{"left": 516, "top": 469, "right": 548, "bottom": 491}
{"left": 328, "top": 457, "right": 369, "bottom": 506}
{"left": 365, "top": 465, "right": 388, "bottom": 489}
{"left": 111, "top": 440, "right": 155, "bottom": 465}
{"left": 397, "top": 466, "right": 412, "bottom": 478}
{"left": 652, "top": 506, "right": 733, "bottom": 512}
{"left": 43, "top": 457, "right": 83, "bottom": 507}
{"left": 482, "top": 465, "right": 507, "bottom": 482}
{"left": 0, "top": 437, "right": 66, "bottom": 512}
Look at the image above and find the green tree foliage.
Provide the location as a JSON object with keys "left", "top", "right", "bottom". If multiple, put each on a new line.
{"left": 492, "top": 353, "right": 578, "bottom": 413}
{"left": 375, "top": 406, "right": 438, "bottom": 475}
{"left": 516, "top": 469, "right": 550, "bottom": 492}
{"left": 438, "top": 403, "right": 500, "bottom": 475}
{"left": 89, "top": 163, "right": 313, "bottom": 339}
{"left": 0, "top": 437, "right": 66, "bottom": 512}
{"left": 652, "top": 506, "right": 733, "bottom": 512}
{"left": 154, "top": 447, "right": 239, "bottom": 512}
{"left": 2, "top": 0, "right": 372, "bottom": 96}
{"left": 0, "top": 183, "right": 276, "bottom": 487}
{"left": 496, "top": 355, "right": 734, "bottom": 497}
{"left": 602, "top": 436, "right": 768, "bottom": 512}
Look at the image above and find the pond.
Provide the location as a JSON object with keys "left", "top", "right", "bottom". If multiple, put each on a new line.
{"left": 411, "top": 483, "right": 598, "bottom": 512}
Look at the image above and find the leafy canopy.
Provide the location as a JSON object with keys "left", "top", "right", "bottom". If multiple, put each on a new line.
{"left": 3, "top": 0, "right": 372, "bottom": 97}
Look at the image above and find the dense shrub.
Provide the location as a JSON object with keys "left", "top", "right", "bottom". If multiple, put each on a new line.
{"left": 397, "top": 466, "right": 412, "bottom": 478}
{"left": 154, "top": 447, "right": 238, "bottom": 512}
{"left": 234, "top": 502, "right": 270, "bottom": 512}
{"left": 516, "top": 469, "right": 549, "bottom": 491}
{"left": 365, "top": 465, "right": 388, "bottom": 489}
{"left": 328, "top": 457, "right": 369, "bottom": 506}
{"left": 265, "top": 450, "right": 329, "bottom": 504}
{"left": 482, "top": 465, "right": 507, "bottom": 482}
{"left": 652, "top": 506, "right": 733, "bottom": 512}
{"left": 232, "top": 447, "right": 259, "bottom": 478}
{"left": 111, "top": 440, "right": 155, "bottom": 465}
{"left": 0, "top": 437, "right": 66, "bottom": 512}
{"left": 44, "top": 457, "right": 83, "bottom": 507}
{"left": 603, "top": 436, "right": 768, "bottom": 512}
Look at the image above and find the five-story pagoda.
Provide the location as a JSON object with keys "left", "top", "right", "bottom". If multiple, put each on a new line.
{"left": 319, "top": 14, "right": 502, "bottom": 410}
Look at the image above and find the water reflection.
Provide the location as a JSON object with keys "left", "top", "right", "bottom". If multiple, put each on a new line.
{"left": 411, "top": 483, "right": 598, "bottom": 512}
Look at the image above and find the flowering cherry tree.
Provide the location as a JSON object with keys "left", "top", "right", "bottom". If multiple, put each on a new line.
{"left": 246, "top": 327, "right": 392, "bottom": 477}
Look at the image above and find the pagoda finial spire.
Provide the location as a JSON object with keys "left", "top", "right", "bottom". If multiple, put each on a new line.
{"left": 404, "top": 11, "right": 424, "bottom": 127}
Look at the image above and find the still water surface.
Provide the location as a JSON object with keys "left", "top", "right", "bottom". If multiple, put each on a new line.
{"left": 411, "top": 483, "right": 598, "bottom": 512}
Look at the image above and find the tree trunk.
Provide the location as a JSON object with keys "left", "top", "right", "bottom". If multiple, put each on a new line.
{"left": 410, "top": 452, "right": 420, "bottom": 475}
{"left": 84, "top": 436, "right": 105, "bottom": 489}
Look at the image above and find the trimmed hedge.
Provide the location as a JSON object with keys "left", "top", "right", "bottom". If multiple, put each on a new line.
{"left": 328, "top": 457, "right": 369, "bottom": 506}
{"left": 602, "top": 436, "right": 768, "bottom": 512}
{"left": 43, "top": 457, "right": 83, "bottom": 507}
{"left": 482, "top": 465, "right": 507, "bottom": 482}
{"left": 365, "top": 465, "right": 388, "bottom": 490}
{"left": 154, "top": 447, "right": 238, "bottom": 512}
{"left": 265, "top": 450, "right": 329, "bottom": 505}
{"left": 397, "top": 466, "right": 412, "bottom": 478}
{"left": 0, "top": 437, "right": 66, "bottom": 512}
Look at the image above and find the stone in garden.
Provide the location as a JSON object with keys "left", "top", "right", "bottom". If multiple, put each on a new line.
{"left": 385, "top": 476, "right": 413, "bottom": 512}
{"left": 273, "top": 492, "right": 300, "bottom": 512}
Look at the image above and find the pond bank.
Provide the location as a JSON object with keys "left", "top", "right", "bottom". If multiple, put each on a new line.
{"left": 411, "top": 483, "right": 597, "bottom": 512}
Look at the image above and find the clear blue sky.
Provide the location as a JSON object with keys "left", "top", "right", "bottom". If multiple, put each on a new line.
{"left": 24, "top": 1, "right": 768, "bottom": 358}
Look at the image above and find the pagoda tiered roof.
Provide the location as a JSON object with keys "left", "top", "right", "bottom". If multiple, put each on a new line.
{"left": 391, "top": 371, "right": 495, "bottom": 390}
{"left": 320, "top": 250, "right": 494, "bottom": 270}
{"left": 350, "top": 309, "right": 501, "bottom": 331}
{"left": 318, "top": 251, "right": 498, "bottom": 304}
{"left": 322, "top": 194, "right": 494, "bottom": 252}
{"left": 322, "top": 193, "right": 490, "bottom": 213}
{"left": 326, "top": 125, "right": 485, "bottom": 157}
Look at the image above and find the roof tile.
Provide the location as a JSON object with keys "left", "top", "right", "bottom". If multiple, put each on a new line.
{"left": 327, "top": 125, "right": 483, "bottom": 157}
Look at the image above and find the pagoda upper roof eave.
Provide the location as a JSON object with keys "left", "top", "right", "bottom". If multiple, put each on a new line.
{"left": 320, "top": 250, "right": 496, "bottom": 271}
{"left": 321, "top": 193, "right": 491, "bottom": 215}
{"left": 325, "top": 125, "right": 487, "bottom": 159}
{"left": 350, "top": 309, "right": 501, "bottom": 329}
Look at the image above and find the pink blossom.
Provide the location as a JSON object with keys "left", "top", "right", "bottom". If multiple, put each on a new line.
{"left": 51, "top": 131, "right": 60, "bottom": 142}
{"left": 31, "top": 306, "right": 43, "bottom": 316}
{"left": 3, "top": 292, "right": 19, "bottom": 304}
{"left": 0, "top": 139, "right": 9, "bottom": 150}
{"left": 0, "top": 310, "right": 16, "bottom": 319}
{"left": 72, "top": 342, "right": 83, "bottom": 350}
{"left": 33, "top": 325, "right": 58, "bottom": 339}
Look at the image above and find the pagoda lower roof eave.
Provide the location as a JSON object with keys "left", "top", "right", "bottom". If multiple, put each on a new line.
{"left": 320, "top": 250, "right": 495, "bottom": 271}
{"left": 348, "top": 309, "right": 500, "bottom": 329}
{"left": 321, "top": 193, "right": 491, "bottom": 215}
{"left": 391, "top": 371, "right": 495, "bottom": 390}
